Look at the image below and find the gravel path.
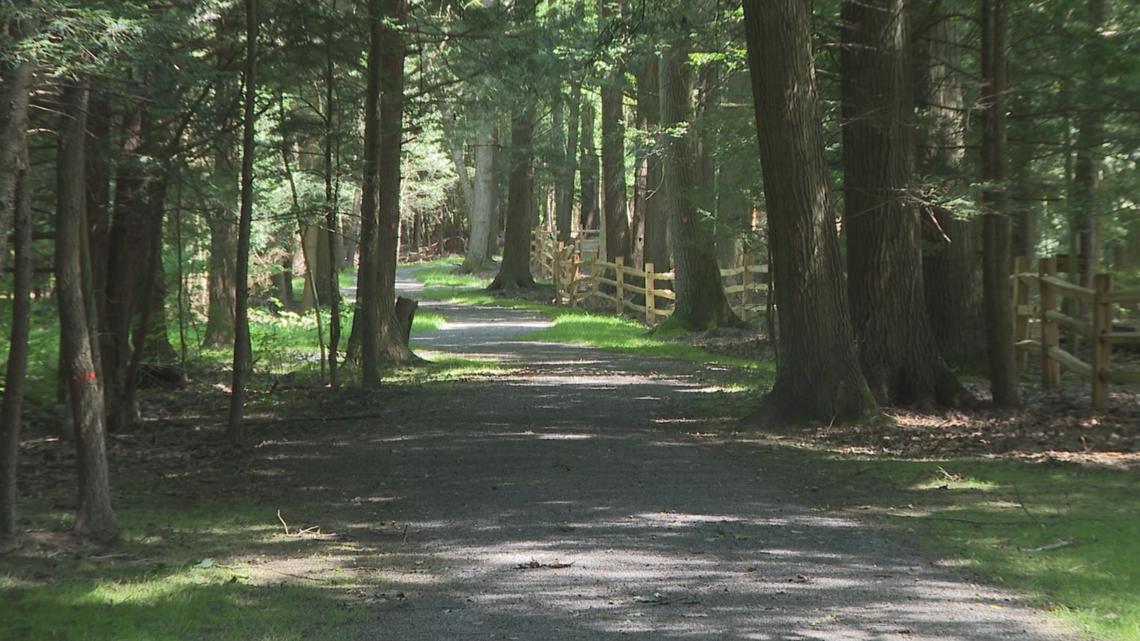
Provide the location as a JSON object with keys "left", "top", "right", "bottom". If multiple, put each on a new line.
{"left": 259, "top": 268, "right": 1068, "bottom": 640}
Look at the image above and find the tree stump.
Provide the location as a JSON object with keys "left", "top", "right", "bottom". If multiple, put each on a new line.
{"left": 395, "top": 296, "right": 418, "bottom": 347}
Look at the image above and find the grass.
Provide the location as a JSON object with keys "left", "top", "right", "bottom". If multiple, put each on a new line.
{"left": 836, "top": 457, "right": 1139, "bottom": 641}
{"left": 412, "top": 275, "right": 762, "bottom": 369}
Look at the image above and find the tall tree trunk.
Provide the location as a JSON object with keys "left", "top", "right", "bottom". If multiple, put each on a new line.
{"left": 488, "top": 108, "right": 537, "bottom": 290}
{"left": 0, "top": 124, "right": 31, "bottom": 553}
{"left": 840, "top": 0, "right": 965, "bottom": 407}
{"left": 917, "top": 14, "right": 985, "bottom": 369}
{"left": 599, "top": 0, "right": 630, "bottom": 264}
{"left": 556, "top": 80, "right": 581, "bottom": 243}
{"left": 1073, "top": 0, "right": 1111, "bottom": 286}
{"left": 203, "top": 24, "right": 239, "bottom": 350}
{"left": 463, "top": 119, "right": 496, "bottom": 271}
{"left": 579, "top": 98, "right": 599, "bottom": 232}
{"left": 742, "top": 0, "right": 878, "bottom": 423}
{"left": 102, "top": 103, "right": 153, "bottom": 432}
{"left": 638, "top": 58, "right": 669, "bottom": 271}
{"left": 227, "top": 0, "right": 258, "bottom": 443}
{"left": 375, "top": 0, "right": 415, "bottom": 362}
{"left": 324, "top": 19, "right": 342, "bottom": 390}
{"left": 85, "top": 90, "right": 113, "bottom": 326}
{"left": 0, "top": 54, "right": 31, "bottom": 275}
{"left": 659, "top": 34, "right": 738, "bottom": 329}
{"left": 980, "top": 0, "right": 1019, "bottom": 407}
{"left": 353, "top": 0, "right": 384, "bottom": 387}
{"left": 56, "top": 82, "right": 119, "bottom": 542}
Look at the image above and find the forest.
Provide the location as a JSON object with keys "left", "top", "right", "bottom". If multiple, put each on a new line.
{"left": 1, "top": 0, "right": 1138, "bottom": 639}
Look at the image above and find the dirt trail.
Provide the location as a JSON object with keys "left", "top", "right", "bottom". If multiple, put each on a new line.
{"left": 252, "top": 269, "right": 1067, "bottom": 640}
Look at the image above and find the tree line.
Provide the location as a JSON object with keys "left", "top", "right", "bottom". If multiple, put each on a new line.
{"left": 1, "top": 0, "right": 1135, "bottom": 548}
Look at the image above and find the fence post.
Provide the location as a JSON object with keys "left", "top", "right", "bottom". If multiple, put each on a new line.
{"left": 552, "top": 241, "right": 563, "bottom": 304}
{"left": 1013, "top": 256, "right": 1033, "bottom": 370}
{"left": 1039, "top": 256, "right": 1060, "bottom": 388}
{"left": 568, "top": 249, "right": 580, "bottom": 308}
{"left": 645, "top": 262, "right": 656, "bottom": 323}
{"left": 590, "top": 250, "right": 600, "bottom": 303}
{"left": 614, "top": 256, "right": 625, "bottom": 315}
{"left": 1092, "top": 272, "right": 1114, "bottom": 411}
{"left": 741, "top": 252, "right": 752, "bottom": 322}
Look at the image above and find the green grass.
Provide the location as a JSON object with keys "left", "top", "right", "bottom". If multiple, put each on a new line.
{"left": 411, "top": 265, "right": 492, "bottom": 289}
{"left": 840, "top": 458, "right": 1139, "bottom": 641}
{"left": 414, "top": 282, "right": 763, "bottom": 368}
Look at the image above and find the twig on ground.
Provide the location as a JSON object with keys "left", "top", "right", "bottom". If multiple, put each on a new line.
{"left": 277, "top": 509, "right": 290, "bottom": 536}
{"left": 1021, "top": 539, "right": 1077, "bottom": 553}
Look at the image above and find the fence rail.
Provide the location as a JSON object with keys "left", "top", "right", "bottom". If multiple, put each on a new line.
{"left": 532, "top": 230, "right": 769, "bottom": 325}
{"left": 1012, "top": 254, "right": 1140, "bottom": 410}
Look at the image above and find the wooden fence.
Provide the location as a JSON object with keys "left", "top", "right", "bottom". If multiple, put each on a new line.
{"left": 531, "top": 230, "right": 769, "bottom": 325}
{"left": 1012, "top": 254, "right": 1140, "bottom": 410}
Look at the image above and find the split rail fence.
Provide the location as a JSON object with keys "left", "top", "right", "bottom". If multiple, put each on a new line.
{"left": 1012, "top": 254, "right": 1140, "bottom": 410}
{"left": 531, "top": 230, "right": 769, "bottom": 325}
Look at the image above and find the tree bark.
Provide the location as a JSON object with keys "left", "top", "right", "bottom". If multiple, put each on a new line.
{"left": 980, "top": 0, "right": 1019, "bottom": 407}
{"left": 488, "top": 107, "right": 537, "bottom": 290}
{"left": 599, "top": 0, "right": 630, "bottom": 264}
{"left": 1072, "top": 0, "right": 1111, "bottom": 286}
{"left": 917, "top": 14, "right": 985, "bottom": 369}
{"left": 742, "top": 0, "right": 877, "bottom": 423}
{"left": 203, "top": 24, "right": 239, "bottom": 350}
{"left": 0, "top": 54, "right": 31, "bottom": 275}
{"left": 556, "top": 80, "right": 581, "bottom": 243}
{"left": 840, "top": 0, "right": 966, "bottom": 408}
{"left": 658, "top": 36, "right": 738, "bottom": 329}
{"left": 353, "top": 0, "right": 384, "bottom": 387}
{"left": 228, "top": 0, "right": 259, "bottom": 443}
{"left": 0, "top": 123, "right": 31, "bottom": 553}
{"left": 637, "top": 58, "right": 669, "bottom": 271}
{"left": 579, "top": 98, "right": 599, "bottom": 232}
{"left": 463, "top": 119, "right": 496, "bottom": 271}
{"left": 56, "top": 82, "right": 119, "bottom": 542}
{"left": 375, "top": 0, "right": 415, "bottom": 362}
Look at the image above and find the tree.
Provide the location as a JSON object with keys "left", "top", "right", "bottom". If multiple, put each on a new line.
{"left": 741, "top": 0, "right": 877, "bottom": 423}
{"left": 915, "top": 11, "right": 985, "bottom": 369}
{"left": 55, "top": 81, "right": 119, "bottom": 542}
{"left": 0, "top": 44, "right": 32, "bottom": 276}
{"left": 0, "top": 106, "right": 31, "bottom": 553}
{"left": 839, "top": 0, "right": 966, "bottom": 407}
{"left": 657, "top": 22, "right": 738, "bottom": 330}
{"left": 980, "top": 0, "right": 1019, "bottom": 407}
{"left": 488, "top": 107, "right": 538, "bottom": 290}
{"left": 598, "top": 0, "right": 630, "bottom": 264}
{"left": 373, "top": 0, "right": 415, "bottom": 362}
{"left": 228, "top": 0, "right": 259, "bottom": 443}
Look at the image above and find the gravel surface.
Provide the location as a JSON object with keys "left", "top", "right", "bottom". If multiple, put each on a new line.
{"left": 253, "top": 268, "right": 1069, "bottom": 640}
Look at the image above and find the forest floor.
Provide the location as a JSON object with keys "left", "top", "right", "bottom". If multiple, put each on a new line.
{"left": 1, "top": 266, "right": 1135, "bottom": 640}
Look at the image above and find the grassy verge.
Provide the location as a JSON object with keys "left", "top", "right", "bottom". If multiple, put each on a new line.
{"left": 842, "top": 457, "right": 1137, "bottom": 641}
{"left": 700, "top": 379, "right": 1137, "bottom": 641}
{"left": 412, "top": 276, "right": 762, "bottom": 369}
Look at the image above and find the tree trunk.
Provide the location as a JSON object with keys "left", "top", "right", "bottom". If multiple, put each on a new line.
{"left": 203, "top": 19, "right": 239, "bottom": 350}
{"left": 840, "top": 0, "right": 966, "bottom": 408}
{"left": 599, "top": 0, "right": 630, "bottom": 264}
{"left": 742, "top": 0, "right": 877, "bottom": 423}
{"left": 85, "top": 90, "right": 113, "bottom": 327}
{"left": 980, "top": 0, "right": 1019, "bottom": 407}
{"left": 488, "top": 108, "right": 537, "bottom": 290}
{"left": 579, "top": 98, "right": 599, "bottom": 232}
{"left": 917, "top": 14, "right": 985, "bottom": 369}
{"left": 0, "top": 55, "right": 31, "bottom": 275}
{"left": 659, "top": 37, "right": 738, "bottom": 330}
{"left": 375, "top": 0, "right": 415, "bottom": 363}
{"left": 227, "top": 0, "right": 258, "bottom": 443}
{"left": 324, "top": 23, "right": 342, "bottom": 390}
{"left": 556, "top": 80, "right": 581, "bottom": 243}
{"left": 56, "top": 82, "right": 119, "bottom": 542}
{"left": 1073, "top": 0, "right": 1111, "bottom": 286}
{"left": 102, "top": 104, "right": 153, "bottom": 432}
{"left": 463, "top": 119, "right": 496, "bottom": 271}
{"left": 638, "top": 58, "right": 669, "bottom": 271}
{"left": 0, "top": 124, "right": 31, "bottom": 553}
{"left": 352, "top": 0, "right": 384, "bottom": 387}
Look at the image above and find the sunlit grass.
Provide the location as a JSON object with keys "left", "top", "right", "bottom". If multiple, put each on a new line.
{"left": 412, "top": 265, "right": 492, "bottom": 289}
{"left": 384, "top": 353, "right": 509, "bottom": 385}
